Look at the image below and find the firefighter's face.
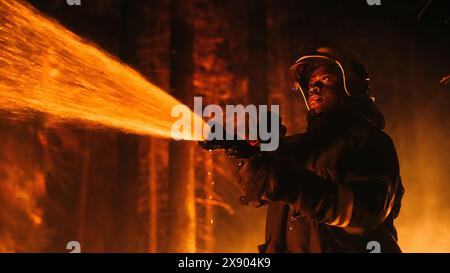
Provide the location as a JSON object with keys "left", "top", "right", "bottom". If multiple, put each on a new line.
{"left": 306, "top": 66, "right": 342, "bottom": 113}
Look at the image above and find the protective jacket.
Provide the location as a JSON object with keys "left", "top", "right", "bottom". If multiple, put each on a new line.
{"left": 237, "top": 100, "right": 404, "bottom": 253}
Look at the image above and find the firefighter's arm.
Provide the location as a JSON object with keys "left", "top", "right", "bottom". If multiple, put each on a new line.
{"left": 235, "top": 134, "right": 307, "bottom": 207}
{"left": 279, "top": 131, "right": 401, "bottom": 232}
{"left": 237, "top": 131, "right": 401, "bottom": 231}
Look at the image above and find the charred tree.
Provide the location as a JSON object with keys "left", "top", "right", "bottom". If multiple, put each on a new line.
{"left": 77, "top": 132, "right": 91, "bottom": 248}
{"left": 247, "top": 0, "right": 268, "bottom": 106}
{"left": 136, "top": 0, "right": 172, "bottom": 253}
{"left": 113, "top": 0, "right": 144, "bottom": 252}
{"left": 166, "top": 0, "right": 197, "bottom": 253}
{"left": 266, "top": 0, "right": 307, "bottom": 134}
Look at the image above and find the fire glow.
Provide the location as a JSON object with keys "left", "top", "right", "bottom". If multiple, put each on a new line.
{"left": 0, "top": 0, "right": 205, "bottom": 140}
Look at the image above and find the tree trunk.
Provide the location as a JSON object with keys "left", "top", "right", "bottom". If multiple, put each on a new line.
{"left": 113, "top": 0, "right": 142, "bottom": 252}
{"left": 247, "top": 0, "right": 268, "bottom": 106}
{"left": 166, "top": 0, "right": 196, "bottom": 253}
{"left": 77, "top": 132, "right": 91, "bottom": 247}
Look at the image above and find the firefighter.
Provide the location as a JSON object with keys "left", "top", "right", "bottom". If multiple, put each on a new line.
{"left": 235, "top": 47, "right": 405, "bottom": 252}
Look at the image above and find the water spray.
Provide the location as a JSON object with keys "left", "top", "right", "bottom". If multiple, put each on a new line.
{"left": 0, "top": 0, "right": 204, "bottom": 140}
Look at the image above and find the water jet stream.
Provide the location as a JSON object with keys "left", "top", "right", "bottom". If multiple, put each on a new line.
{"left": 0, "top": 0, "right": 204, "bottom": 140}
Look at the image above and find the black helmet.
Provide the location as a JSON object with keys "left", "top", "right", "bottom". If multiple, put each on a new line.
{"left": 289, "top": 47, "right": 373, "bottom": 111}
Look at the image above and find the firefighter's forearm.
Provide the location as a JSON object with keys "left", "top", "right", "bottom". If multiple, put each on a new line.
{"left": 282, "top": 168, "right": 398, "bottom": 232}
{"left": 268, "top": 161, "right": 385, "bottom": 229}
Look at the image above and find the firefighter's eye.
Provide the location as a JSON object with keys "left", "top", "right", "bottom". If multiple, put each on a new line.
{"left": 321, "top": 76, "right": 330, "bottom": 83}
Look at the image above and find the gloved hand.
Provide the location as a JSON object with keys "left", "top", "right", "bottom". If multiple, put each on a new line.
{"left": 237, "top": 153, "right": 318, "bottom": 207}
{"left": 236, "top": 154, "right": 276, "bottom": 207}
{"left": 224, "top": 140, "right": 260, "bottom": 158}
{"left": 198, "top": 111, "right": 287, "bottom": 159}
{"left": 236, "top": 153, "right": 298, "bottom": 207}
{"left": 198, "top": 137, "right": 260, "bottom": 159}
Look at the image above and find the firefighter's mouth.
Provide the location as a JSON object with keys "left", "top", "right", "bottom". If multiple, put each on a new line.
{"left": 309, "top": 95, "right": 323, "bottom": 104}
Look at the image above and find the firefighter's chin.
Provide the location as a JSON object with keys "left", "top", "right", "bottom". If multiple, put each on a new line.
{"left": 309, "top": 99, "right": 325, "bottom": 114}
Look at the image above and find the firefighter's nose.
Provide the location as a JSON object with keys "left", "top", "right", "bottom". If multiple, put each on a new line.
{"left": 308, "top": 86, "right": 320, "bottom": 96}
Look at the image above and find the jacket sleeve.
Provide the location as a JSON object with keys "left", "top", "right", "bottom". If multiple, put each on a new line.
{"left": 287, "top": 131, "right": 402, "bottom": 232}
{"left": 238, "top": 131, "right": 403, "bottom": 233}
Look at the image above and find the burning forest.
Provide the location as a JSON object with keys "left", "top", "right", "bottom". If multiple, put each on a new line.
{"left": 0, "top": 0, "right": 449, "bottom": 253}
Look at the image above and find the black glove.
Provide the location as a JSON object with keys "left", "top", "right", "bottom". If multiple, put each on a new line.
{"left": 198, "top": 137, "right": 260, "bottom": 159}
{"left": 236, "top": 154, "right": 275, "bottom": 207}
{"left": 198, "top": 110, "right": 287, "bottom": 159}
{"left": 237, "top": 153, "right": 297, "bottom": 207}
{"left": 237, "top": 153, "right": 321, "bottom": 207}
